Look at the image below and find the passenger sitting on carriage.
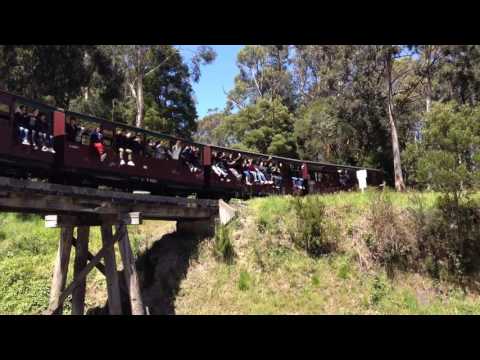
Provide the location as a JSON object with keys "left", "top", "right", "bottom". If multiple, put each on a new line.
{"left": 169, "top": 140, "right": 183, "bottom": 160}
{"left": 227, "top": 153, "right": 243, "bottom": 180}
{"left": 291, "top": 168, "right": 305, "bottom": 190}
{"left": 66, "top": 117, "right": 84, "bottom": 143}
{"left": 132, "top": 134, "right": 144, "bottom": 156}
{"left": 211, "top": 151, "right": 229, "bottom": 180}
{"left": 116, "top": 129, "right": 132, "bottom": 166}
{"left": 90, "top": 127, "right": 107, "bottom": 162}
{"left": 154, "top": 140, "right": 170, "bottom": 160}
{"left": 270, "top": 161, "right": 283, "bottom": 189}
{"left": 27, "top": 109, "right": 40, "bottom": 150}
{"left": 218, "top": 152, "right": 232, "bottom": 181}
{"left": 258, "top": 160, "right": 273, "bottom": 184}
{"left": 253, "top": 160, "right": 268, "bottom": 184}
{"left": 181, "top": 145, "right": 200, "bottom": 173}
{"left": 145, "top": 139, "right": 156, "bottom": 158}
{"left": 15, "top": 105, "right": 29, "bottom": 145}
{"left": 245, "top": 158, "right": 259, "bottom": 184}
{"left": 37, "top": 113, "right": 55, "bottom": 153}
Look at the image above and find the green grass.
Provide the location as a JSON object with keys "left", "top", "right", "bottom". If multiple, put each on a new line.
{"left": 174, "top": 190, "right": 480, "bottom": 315}
{"left": 0, "top": 213, "right": 173, "bottom": 314}
{"left": 1, "top": 189, "right": 479, "bottom": 315}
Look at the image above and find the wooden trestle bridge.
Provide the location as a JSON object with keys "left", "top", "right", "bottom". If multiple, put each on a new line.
{"left": 0, "top": 176, "right": 231, "bottom": 315}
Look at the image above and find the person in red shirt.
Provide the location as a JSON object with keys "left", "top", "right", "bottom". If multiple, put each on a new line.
{"left": 90, "top": 127, "right": 107, "bottom": 162}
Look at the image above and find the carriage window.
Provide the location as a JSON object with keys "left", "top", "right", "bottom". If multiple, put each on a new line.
{"left": 0, "top": 102, "right": 10, "bottom": 121}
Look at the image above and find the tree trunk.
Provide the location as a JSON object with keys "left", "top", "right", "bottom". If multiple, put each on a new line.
{"left": 135, "top": 75, "right": 144, "bottom": 128}
{"left": 386, "top": 53, "right": 406, "bottom": 192}
{"left": 426, "top": 79, "right": 432, "bottom": 113}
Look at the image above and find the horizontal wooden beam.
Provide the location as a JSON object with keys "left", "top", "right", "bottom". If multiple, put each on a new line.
{"left": 45, "top": 213, "right": 142, "bottom": 228}
{"left": 0, "top": 175, "right": 218, "bottom": 221}
{"left": 0, "top": 175, "right": 218, "bottom": 208}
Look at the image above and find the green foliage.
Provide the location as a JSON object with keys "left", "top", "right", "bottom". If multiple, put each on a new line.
{"left": 194, "top": 111, "right": 230, "bottom": 146}
{"left": 294, "top": 98, "right": 355, "bottom": 162}
{"left": 238, "top": 270, "right": 251, "bottom": 291}
{"left": 227, "top": 45, "right": 294, "bottom": 110}
{"left": 217, "top": 97, "right": 297, "bottom": 157}
{"left": 213, "top": 224, "right": 235, "bottom": 264}
{"left": 370, "top": 273, "right": 390, "bottom": 306}
{"left": 405, "top": 102, "right": 480, "bottom": 280}
{"left": 415, "top": 102, "right": 480, "bottom": 197}
{"left": 252, "top": 196, "right": 293, "bottom": 234}
{"left": 409, "top": 196, "right": 480, "bottom": 280}
{"left": 289, "top": 196, "right": 339, "bottom": 257}
{"left": 143, "top": 46, "right": 198, "bottom": 138}
{"left": 0, "top": 45, "right": 121, "bottom": 109}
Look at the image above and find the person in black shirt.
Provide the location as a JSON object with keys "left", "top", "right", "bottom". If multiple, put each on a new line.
{"left": 227, "top": 153, "right": 242, "bottom": 180}
{"left": 132, "top": 134, "right": 144, "bottom": 156}
{"left": 28, "top": 109, "right": 40, "bottom": 150}
{"left": 15, "top": 105, "right": 30, "bottom": 145}
{"left": 66, "top": 117, "right": 78, "bottom": 142}
{"left": 37, "top": 113, "right": 55, "bottom": 153}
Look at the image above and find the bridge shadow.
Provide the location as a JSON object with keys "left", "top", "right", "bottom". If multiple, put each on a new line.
{"left": 87, "top": 227, "right": 204, "bottom": 315}
{"left": 136, "top": 229, "right": 204, "bottom": 315}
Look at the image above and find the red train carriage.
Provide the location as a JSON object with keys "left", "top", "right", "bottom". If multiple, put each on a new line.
{"left": 56, "top": 111, "right": 207, "bottom": 195}
{"left": 0, "top": 90, "right": 60, "bottom": 178}
{"left": 0, "top": 89, "right": 385, "bottom": 199}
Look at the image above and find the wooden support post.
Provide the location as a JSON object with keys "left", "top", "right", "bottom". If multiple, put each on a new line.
{"left": 44, "top": 230, "right": 121, "bottom": 315}
{"left": 72, "top": 226, "right": 90, "bottom": 315}
{"left": 101, "top": 224, "right": 122, "bottom": 315}
{"left": 48, "top": 226, "right": 73, "bottom": 315}
{"left": 117, "top": 223, "right": 145, "bottom": 315}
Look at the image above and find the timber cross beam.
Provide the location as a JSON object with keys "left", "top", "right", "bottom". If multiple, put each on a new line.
{"left": 44, "top": 215, "right": 145, "bottom": 315}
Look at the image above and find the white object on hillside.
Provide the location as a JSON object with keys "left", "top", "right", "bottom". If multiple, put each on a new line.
{"left": 219, "top": 199, "right": 238, "bottom": 225}
{"left": 356, "top": 169, "right": 368, "bottom": 192}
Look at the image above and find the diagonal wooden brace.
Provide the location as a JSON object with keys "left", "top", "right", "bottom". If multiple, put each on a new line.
{"left": 44, "top": 230, "right": 121, "bottom": 315}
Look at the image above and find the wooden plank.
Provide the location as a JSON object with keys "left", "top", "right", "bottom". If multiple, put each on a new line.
{"left": 117, "top": 223, "right": 145, "bottom": 315}
{"left": 0, "top": 194, "right": 216, "bottom": 220}
{"left": 0, "top": 175, "right": 219, "bottom": 208}
{"left": 44, "top": 230, "right": 120, "bottom": 315}
{"left": 101, "top": 224, "right": 122, "bottom": 315}
{"left": 47, "top": 226, "right": 73, "bottom": 315}
{"left": 45, "top": 213, "right": 142, "bottom": 228}
{"left": 72, "top": 226, "right": 89, "bottom": 315}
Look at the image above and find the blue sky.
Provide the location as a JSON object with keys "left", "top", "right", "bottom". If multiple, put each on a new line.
{"left": 178, "top": 45, "right": 243, "bottom": 118}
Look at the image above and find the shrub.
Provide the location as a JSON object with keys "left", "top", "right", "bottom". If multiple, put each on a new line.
{"left": 213, "top": 224, "right": 235, "bottom": 264}
{"left": 238, "top": 270, "right": 251, "bottom": 291}
{"left": 365, "top": 191, "right": 417, "bottom": 276}
{"left": 410, "top": 196, "right": 480, "bottom": 281}
{"left": 289, "top": 196, "right": 339, "bottom": 257}
{"left": 370, "top": 274, "right": 389, "bottom": 306}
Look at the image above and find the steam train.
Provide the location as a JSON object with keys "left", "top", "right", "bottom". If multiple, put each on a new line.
{"left": 0, "top": 89, "right": 384, "bottom": 200}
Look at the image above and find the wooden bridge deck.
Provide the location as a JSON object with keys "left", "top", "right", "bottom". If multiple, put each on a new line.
{"left": 0, "top": 176, "right": 219, "bottom": 220}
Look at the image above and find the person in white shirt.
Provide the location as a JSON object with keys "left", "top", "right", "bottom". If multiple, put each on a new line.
{"left": 169, "top": 140, "right": 183, "bottom": 160}
{"left": 356, "top": 169, "right": 368, "bottom": 192}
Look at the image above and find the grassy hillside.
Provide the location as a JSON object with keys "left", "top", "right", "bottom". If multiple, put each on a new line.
{"left": 174, "top": 191, "right": 480, "bottom": 314}
{"left": 1, "top": 189, "right": 479, "bottom": 315}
